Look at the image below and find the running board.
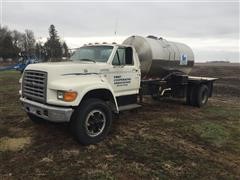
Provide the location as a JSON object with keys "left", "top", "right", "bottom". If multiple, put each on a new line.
{"left": 118, "top": 104, "right": 141, "bottom": 111}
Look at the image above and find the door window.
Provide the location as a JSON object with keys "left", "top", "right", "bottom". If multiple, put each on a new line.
{"left": 112, "top": 47, "right": 133, "bottom": 66}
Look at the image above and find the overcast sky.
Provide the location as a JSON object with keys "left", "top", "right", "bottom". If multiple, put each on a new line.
{"left": 1, "top": 0, "right": 239, "bottom": 62}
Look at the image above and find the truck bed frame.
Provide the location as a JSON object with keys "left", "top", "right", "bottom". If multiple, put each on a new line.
{"left": 138, "top": 74, "right": 217, "bottom": 107}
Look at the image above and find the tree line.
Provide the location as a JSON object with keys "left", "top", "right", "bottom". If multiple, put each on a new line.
{"left": 0, "top": 24, "right": 69, "bottom": 61}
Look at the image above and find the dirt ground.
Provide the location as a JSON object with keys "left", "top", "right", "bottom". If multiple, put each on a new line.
{"left": 0, "top": 63, "right": 240, "bottom": 179}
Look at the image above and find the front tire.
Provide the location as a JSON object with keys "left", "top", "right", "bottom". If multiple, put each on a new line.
{"left": 70, "top": 98, "right": 112, "bottom": 145}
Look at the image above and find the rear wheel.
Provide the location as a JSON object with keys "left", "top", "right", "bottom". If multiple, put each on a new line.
{"left": 70, "top": 98, "right": 112, "bottom": 145}
{"left": 187, "top": 84, "right": 209, "bottom": 107}
{"left": 196, "top": 84, "right": 209, "bottom": 107}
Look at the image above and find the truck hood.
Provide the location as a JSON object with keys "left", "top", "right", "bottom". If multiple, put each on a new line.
{"left": 25, "top": 61, "right": 109, "bottom": 76}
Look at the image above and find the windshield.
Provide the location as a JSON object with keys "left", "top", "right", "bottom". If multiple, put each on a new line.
{"left": 70, "top": 46, "right": 113, "bottom": 63}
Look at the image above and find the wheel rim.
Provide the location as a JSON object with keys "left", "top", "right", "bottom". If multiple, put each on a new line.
{"left": 201, "top": 89, "right": 208, "bottom": 104}
{"left": 85, "top": 109, "right": 106, "bottom": 137}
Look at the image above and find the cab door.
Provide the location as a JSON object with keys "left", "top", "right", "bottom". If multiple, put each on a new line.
{"left": 107, "top": 46, "right": 140, "bottom": 96}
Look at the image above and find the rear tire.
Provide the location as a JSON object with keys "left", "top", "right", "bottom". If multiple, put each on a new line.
{"left": 70, "top": 98, "right": 112, "bottom": 145}
{"left": 196, "top": 84, "right": 209, "bottom": 107}
{"left": 187, "top": 84, "right": 209, "bottom": 107}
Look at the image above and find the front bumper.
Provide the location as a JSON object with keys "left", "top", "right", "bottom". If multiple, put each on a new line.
{"left": 20, "top": 97, "right": 74, "bottom": 122}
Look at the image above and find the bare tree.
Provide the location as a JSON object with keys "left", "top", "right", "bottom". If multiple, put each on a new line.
{"left": 12, "top": 30, "right": 25, "bottom": 51}
{"left": 23, "top": 29, "right": 36, "bottom": 56}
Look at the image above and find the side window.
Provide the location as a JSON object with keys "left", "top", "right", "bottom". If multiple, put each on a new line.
{"left": 112, "top": 47, "right": 133, "bottom": 66}
{"left": 117, "top": 48, "right": 126, "bottom": 65}
{"left": 112, "top": 51, "right": 120, "bottom": 65}
{"left": 126, "top": 47, "right": 133, "bottom": 65}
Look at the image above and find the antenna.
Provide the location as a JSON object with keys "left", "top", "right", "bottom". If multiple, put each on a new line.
{"left": 114, "top": 17, "right": 118, "bottom": 42}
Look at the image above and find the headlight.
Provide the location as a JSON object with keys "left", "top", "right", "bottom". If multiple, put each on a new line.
{"left": 57, "top": 91, "right": 78, "bottom": 102}
{"left": 19, "top": 76, "right": 23, "bottom": 95}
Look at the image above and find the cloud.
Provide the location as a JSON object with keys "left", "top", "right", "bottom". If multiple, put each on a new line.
{"left": 2, "top": 1, "right": 239, "bottom": 62}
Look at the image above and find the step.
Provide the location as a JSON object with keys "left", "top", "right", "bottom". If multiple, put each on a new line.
{"left": 118, "top": 104, "right": 142, "bottom": 111}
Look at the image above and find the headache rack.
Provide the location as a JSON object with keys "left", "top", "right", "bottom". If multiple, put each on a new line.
{"left": 22, "top": 70, "right": 47, "bottom": 103}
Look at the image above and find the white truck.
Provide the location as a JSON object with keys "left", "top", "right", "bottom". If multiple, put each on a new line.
{"left": 19, "top": 35, "right": 216, "bottom": 145}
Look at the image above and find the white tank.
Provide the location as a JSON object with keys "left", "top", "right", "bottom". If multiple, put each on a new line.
{"left": 123, "top": 35, "right": 194, "bottom": 78}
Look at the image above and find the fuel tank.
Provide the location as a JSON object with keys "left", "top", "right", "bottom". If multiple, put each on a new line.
{"left": 123, "top": 35, "right": 194, "bottom": 78}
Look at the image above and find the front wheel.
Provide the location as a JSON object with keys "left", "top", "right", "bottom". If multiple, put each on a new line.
{"left": 70, "top": 98, "right": 112, "bottom": 145}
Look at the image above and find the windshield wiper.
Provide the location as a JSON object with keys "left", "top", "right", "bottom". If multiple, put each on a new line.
{"left": 79, "top": 58, "right": 96, "bottom": 63}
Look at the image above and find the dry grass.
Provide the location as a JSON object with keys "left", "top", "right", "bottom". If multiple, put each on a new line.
{"left": 0, "top": 137, "right": 31, "bottom": 152}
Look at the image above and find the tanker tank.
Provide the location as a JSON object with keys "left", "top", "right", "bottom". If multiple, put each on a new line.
{"left": 123, "top": 35, "right": 194, "bottom": 78}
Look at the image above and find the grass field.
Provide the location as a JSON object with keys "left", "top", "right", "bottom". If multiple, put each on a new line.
{"left": 0, "top": 64, "right": 240, "bottom": 179}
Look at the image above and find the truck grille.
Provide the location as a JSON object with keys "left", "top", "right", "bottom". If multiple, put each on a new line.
{"left": 22, "top": 70, "right": 47, "bottom": 103}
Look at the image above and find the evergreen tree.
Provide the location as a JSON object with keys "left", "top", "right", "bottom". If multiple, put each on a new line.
{"left": 44, "top": 24, "right": 63, "bottom": 59}
{"left": 35, "top": 42, "right": 46, "bottom": 60}
{"left": 0, "top": 26, "right": 19, "bottom": 58}
{"left": 62, "top": 41, "right": 69, "bottom": 57}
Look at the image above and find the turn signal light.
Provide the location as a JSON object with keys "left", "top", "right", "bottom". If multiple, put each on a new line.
{"left": 57, "top": 91, "right": 78, "bottom": 102}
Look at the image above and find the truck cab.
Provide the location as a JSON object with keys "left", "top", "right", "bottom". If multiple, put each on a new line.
{"left": 69, "top": 44, "right": 141, "bottom": 98}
